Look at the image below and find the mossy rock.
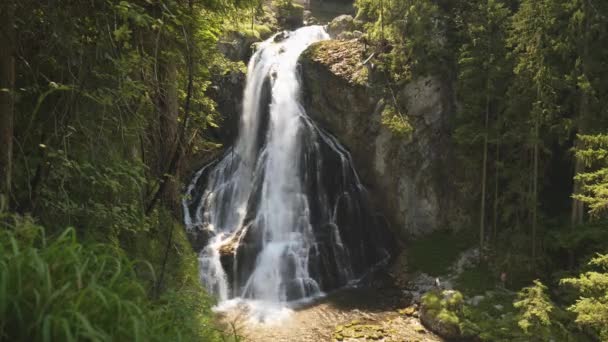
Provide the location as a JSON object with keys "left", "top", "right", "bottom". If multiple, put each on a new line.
{"left": 332, "top": 320, "right": 388, "bottom": 341}
{"left": 301, "top": 39, "right": 368, "bottom": 86}
{"left": 273, "top": 0, "right": 304, "bottom": 30}
{"left": 398, "top": 305, "right": 418, "bottom": 317}
{"left": 420, "top": 290, "right": 464, "bottom": 339}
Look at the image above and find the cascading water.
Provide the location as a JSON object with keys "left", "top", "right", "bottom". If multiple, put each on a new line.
{"left": 183, "top": 25, "right": 394, "bottom": 318}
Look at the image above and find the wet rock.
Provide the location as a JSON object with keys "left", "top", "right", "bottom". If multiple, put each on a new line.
{"left": 274, "top": 31, "right": 289, "bottom": 43}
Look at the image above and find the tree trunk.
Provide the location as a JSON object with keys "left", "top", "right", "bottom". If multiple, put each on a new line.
{"left": 568, "top": 1, "right": 591, "bottom": 269}
{"left": 493, "top": 121, "right": 500, "bottom": 244}
{"left": 0, "top": 2, "right": 15, "bottom": 212}
{"left": 480, "top": 87, "right": 490, "bottom": 257}
{"left": 157, "top": 60, "right": 180, "bottom": 212}
{"left": 571, "top": 0, "right": 590, "bottom": 230}
{"left": 532, "top": 85, "right": 540, "bottom": 264}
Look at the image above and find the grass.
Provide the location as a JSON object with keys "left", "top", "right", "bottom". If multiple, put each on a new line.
{"left": 406, "top": 229, "right": 476, "bottom": 276}
{"left": 0, "top": 217, "right": 222, "bottom": 342}
{"left": 455, "top": 263, "right": 496, "bottom": 296}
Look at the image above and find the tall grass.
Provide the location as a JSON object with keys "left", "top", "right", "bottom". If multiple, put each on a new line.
{"left": 0, "top": 218, "right": 220, "bottom": 341}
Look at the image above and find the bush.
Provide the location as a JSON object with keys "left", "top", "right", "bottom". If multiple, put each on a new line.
{"left": 0, "top": 218, "right": 220, "bottom": 342}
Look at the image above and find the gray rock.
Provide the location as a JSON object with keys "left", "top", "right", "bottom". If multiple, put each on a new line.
{"left": 217, "top": 31, "right": 259, "bottom": 63}
{"left": 207, "top": 68, "right": 246, "bottom": 145}
{"left": 467, "top": 295, "right": 485, "bottom": 307}
{"left": 303, "top": 10, "right": 319, "bottom": 25}
{"left": 327, "top": 15, "right": 355, "bottom": 39}
{"left": 299, "top": 43, "right": 458, "bottom": 238}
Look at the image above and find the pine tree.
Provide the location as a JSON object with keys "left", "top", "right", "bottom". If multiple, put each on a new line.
{"left": 0, "top": 1, "right": 15, "bottom": 212}
{"left": 561, "top": 254, "right": 608, "bottom": 340}
{"left": 573, "top": 134, "right": 608, "bottom": 217}
{"left": 455, "top": 0, "right": 511, "bottom": 255}
{"left": 508, "top": 0, "right": 569, "bottom": 263}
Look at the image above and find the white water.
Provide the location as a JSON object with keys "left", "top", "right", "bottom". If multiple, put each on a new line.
{"left": 193, "top": 26, "right": 327, "bottom": 312}
{"left": 183, "top": 26, "right": 391, "bottom": 322}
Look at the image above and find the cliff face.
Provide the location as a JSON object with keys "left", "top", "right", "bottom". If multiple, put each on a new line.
{"left": 300, "top": 39, "right": 458, "bottom": 237}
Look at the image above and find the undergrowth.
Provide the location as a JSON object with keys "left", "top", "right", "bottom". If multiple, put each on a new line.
{"left": 0, "top": 217, "right": 222, "bottom": 342}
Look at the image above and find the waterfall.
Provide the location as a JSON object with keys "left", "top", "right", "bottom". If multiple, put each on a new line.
{"left": 183, "top": 26, "right": 393, "bottom": 316}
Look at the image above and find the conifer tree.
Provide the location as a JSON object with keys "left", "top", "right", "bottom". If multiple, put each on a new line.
{"left": 455, "top": 0, "right": 511, "bottom": 254}
{"left": 509, "top": 0, "right": 568, "bottom": 262}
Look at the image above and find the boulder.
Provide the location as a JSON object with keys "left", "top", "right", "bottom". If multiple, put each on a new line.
{"left": 327, "top": 15, "right": 355, "bottom": 39}
{"left": 419, "top": 290, "right": 463, "bottom": 339}
{"left": 303, "top": 10, "right": 319, "bottom": 25}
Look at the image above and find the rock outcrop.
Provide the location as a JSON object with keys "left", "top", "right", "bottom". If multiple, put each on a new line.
{"left": 300, "top": 39, "right": 457, "bottom": 237}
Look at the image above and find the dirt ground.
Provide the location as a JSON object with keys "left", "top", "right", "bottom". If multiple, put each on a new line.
{"left": 216, "top": 284, "right": 444, "bottom": 342}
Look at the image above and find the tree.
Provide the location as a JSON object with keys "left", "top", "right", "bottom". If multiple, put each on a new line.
{"left": 567, "top": 0, "right": 608, "bottom": 227}
{"left": 573, "top": 134, "right": 608, "bottom": 217}
{"left": 514, "top": 280, "right": 562, "bottom": 340}
{"left": 355, "top": 0, "right": 445, "bottom": 80}
{"left": 0, "top": 1, "right": 15, "bottom": 212}
{"left": 455, "top": 0, "right": 511, "bottom": 255}
{"left": 561, "top": 254, "right": 608, "bottom": 341}
{"left": 509, "top": 0, "right": 568, "bottom": 263}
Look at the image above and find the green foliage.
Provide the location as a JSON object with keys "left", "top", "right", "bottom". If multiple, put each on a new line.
{"left": 354, "top": 0, "right": 446, "bottom": 80}
{"left": 513, "top": 280, "right": 568, "bottom": 340}
{"left": 0, "top": 218, "right": 220, "bottom": 342}
{"left": 380, "top": 104, "right": 412, "bottom": 136}
{"left": 3, "top": 0, "right": 262, "bottom": 340}
{"left": 561, "top": 254, "right": 608, "bottom": 340}
{"left": 574, "top": 134, "right": 608, "bottom": 217}
{"left": 459, "top": 290, "right": 522, "bottom": 341}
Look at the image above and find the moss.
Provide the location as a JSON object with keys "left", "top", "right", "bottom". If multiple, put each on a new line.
{"left": 303, "top": 39, "right": 369, "bottom": 86}
{"left": 381, "top": 104, "right": 413, "bottom": 136}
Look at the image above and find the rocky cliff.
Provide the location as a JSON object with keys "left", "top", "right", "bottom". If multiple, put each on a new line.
{"left": 300, "top": 39, "right": 458, "bottom": 237}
